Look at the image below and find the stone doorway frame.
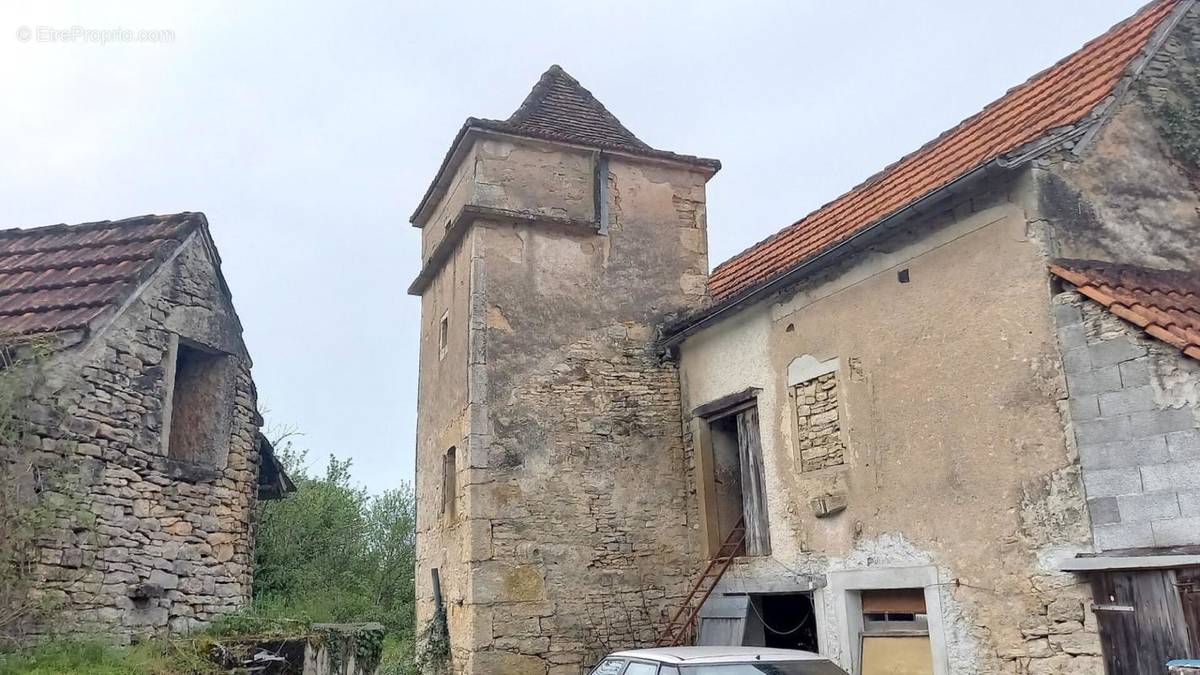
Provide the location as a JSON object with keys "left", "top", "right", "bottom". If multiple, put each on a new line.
{"left": 826, "top": 565, "right": 950, "bottom": 675}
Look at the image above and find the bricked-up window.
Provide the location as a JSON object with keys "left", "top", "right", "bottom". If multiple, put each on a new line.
{"left": 164, "top": 338, "right": 235, "bottom": 470}
{"left": 442, "top": 447, "right": 456, "bottom": 520}
{"left": 793, "top": 371, "right": 846, "bottom": 472}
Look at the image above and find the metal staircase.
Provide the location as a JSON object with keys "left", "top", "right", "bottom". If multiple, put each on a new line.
{"left": 656, "top": 519, "right": 746, "bottom": 647}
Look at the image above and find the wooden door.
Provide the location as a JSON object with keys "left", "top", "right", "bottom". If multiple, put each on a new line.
{"left": 1092, "top": 569, "right": 1194, "bottom": 674}
{"left": 1180, "top": 568, "right": 1200, "bottom": 655}
{"left": 736, "top": 408, "right": 771, "bottom": 556}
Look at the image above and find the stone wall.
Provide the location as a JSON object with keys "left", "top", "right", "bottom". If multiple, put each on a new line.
{"left": 6, "top": 235, "right": 261, "bottom": 642}
{"left": 1042, "top": 3, "right": 1200, "bottom": 269}
{"left": 1054, "top": 290, "right": 1200, "bottom": 551}
{"left": 413, "top": 133, "right": 714, "bottom": 675}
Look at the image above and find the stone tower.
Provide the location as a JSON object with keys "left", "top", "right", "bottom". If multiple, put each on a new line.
{"left": 409, "top": 66, "right": 720, "bottom": 674}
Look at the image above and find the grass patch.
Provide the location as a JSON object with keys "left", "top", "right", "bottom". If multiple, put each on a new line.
{"left": 0, "top": 639, "right": 217, "bottom": 675}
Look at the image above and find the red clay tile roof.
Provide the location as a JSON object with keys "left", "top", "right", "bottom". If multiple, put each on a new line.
{"left": 708, "top": 0, "right": 1181, "bottom": 302}
{"left": 1051, "top": 259, "right": 1200, "bottom": 361}
{"left": 0, "top": 213, "right": 201, "bottom": 339}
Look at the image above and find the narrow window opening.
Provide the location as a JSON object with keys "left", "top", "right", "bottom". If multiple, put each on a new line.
{"left": 165, "top": 339, "right": 234, "bottom": 469}
{"left": 897, "top": 268, "right": 910, "bottom": 283}
{"left": 438, "top": 311, "right": 449, "bottom": 360}
{"left": 442, "top": 447, "right": 457, "bottom": 520}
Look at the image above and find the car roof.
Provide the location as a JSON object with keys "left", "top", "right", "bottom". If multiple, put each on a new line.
{"left": 608, "top": 647, "right": 831, "bottom": 664}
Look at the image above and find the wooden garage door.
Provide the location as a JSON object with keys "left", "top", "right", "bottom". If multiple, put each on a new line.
{"left": 1092, "top": 569, "right": 1197, "bottom": 674}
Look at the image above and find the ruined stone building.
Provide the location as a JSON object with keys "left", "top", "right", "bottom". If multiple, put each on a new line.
{"left": 411, "top": 1, "right": 1200, "bottom": 673}
{"left": 0, "top": 213, "right": 291, "bottom": 642}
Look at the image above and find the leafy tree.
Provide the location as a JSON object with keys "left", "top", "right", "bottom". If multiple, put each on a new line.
{"left": 251, "top": 436, "right": 416, "bottom": 673}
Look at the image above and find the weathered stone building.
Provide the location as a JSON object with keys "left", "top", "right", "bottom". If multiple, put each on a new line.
{"left": 0, "top": 213, "right": 290, "bottom": 642}
{"left": 411, "top": 1, "right": 1200, "bottom": 673}
{"left": 410, "top": 66, "right": 718, "bottom": 673}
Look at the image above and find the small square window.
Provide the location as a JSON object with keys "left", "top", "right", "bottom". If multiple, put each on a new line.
{"left": 438, "top": 311, "right": 449, "bottom": 360}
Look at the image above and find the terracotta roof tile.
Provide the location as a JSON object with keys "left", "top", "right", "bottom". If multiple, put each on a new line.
{"left": 1050, "top": 259, "right": 1200, "bottom": 360}
{"left": 709, "top": 0, "right": 1180, "bottom": 302}
{"left": 0, "top": 213, "right": 201, "bottom": 339}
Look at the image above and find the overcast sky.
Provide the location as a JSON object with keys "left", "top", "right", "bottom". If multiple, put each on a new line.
{"left": 1, "top": 0, "right": 1148, "bottom": 493}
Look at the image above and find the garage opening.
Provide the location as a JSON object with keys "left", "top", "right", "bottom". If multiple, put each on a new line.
{"left": 746, "top": 593, "right": 818, "bottom": 652}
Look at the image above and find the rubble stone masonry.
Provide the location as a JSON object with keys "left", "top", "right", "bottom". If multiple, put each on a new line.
{"left": 793, "top": 372, "right": 845, "bottom": 472}
{"left": 6, "top": 237, "right": 260, "bottom": 642}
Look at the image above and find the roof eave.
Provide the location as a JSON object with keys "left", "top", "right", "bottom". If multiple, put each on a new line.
{"left": 661, "top": 159, "right": 1011, "bottom": 349}
{"left": 409, "top": 120, "right": 721, "bottom": 228}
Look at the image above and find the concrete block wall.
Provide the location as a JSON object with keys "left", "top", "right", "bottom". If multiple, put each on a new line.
{"left": 1054, "top": 292, "right": 1200, "bottom": 551}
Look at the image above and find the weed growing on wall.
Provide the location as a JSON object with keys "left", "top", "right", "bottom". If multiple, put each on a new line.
{"left": 0, "top": 343, "right": 61, "bottom": 644}
{"left": 1146, "top": 16, "right": 1200, "bottom": 174}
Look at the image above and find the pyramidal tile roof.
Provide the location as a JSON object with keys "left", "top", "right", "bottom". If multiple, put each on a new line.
{"left": 0, "top": 213, "right": 202, "bottom": 339}
{"left": 411, "top": 65, "right": 719, "bottom": 224}
{"left": 707, "top": 0, "right": 1182, "bottom": 304}
{"left": 500, "top": 64, "right": 651, "bottom": 152}
{"left": 1051, "top": 259, "right": 1200, "bottom": 361}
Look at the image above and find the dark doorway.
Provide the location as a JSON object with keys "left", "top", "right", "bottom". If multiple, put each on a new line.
{"left": 744, "top": 594, "right": 818, "bottom": 652}
{"left": 707, "top": 406, "right": 771, "bottom": 556}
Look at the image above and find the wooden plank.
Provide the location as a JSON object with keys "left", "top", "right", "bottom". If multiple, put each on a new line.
{"left": 736, "top": 408, "right": 771, "bottom": 557}
{"left": 1179, "top": 568, "right": 1200, "bottom": 656}
{"left": 692, "top": 388, "right": 760, "bottom": 419}
{"left": 1093, "top": 570, "right": 1194, "bottom": 674}
{"left": 863, "top": 588, "right": 927, "bottom": 614}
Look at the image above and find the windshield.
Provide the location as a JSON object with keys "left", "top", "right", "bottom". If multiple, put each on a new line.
{"left": 680, "top": 663, "right": 846, "bottom": 675}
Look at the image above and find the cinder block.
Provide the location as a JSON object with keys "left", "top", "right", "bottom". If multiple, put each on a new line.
{"left": 1141, "top": 460, "right": 1200, "bottom": 492}
{"left": 1099, "top": 386, "right": 1158, "bottom": 417}
{"left": 1093, "top": 521, "right": 1154, "bottom": 551}
{"left": 1066, "top": 366, "right": 1122, "bottom": 397}
{"left": 1167, "top": 430, "right": 1200, "bottom": 460}
{"left": 1151, "top": 517, "right": 1200, "bottom": 547}
{"left": 1088, "top": 339, "right": 1146, "bottom": 369}
{"left": 1179, "top": 492, "right": 1200, "bottom": 518}
{"left": 1129, "top": 408, "right": 1197, "bottom": 439}
{"left": 1062, "top": 347, "right": 1091, "bottom": 375}
{"left": 1117, "top": 491, "right": 1180, "bottom": 522}
{"left": 1082, "top": 468, "right": 1143, "bottom": 498}
{"left": 1087, "top": 497, "right": 1121, "bottom": 525}
{"left": 1069, "top": 395, "right": 1100, "bottom": 422}
{"left": 1075, "top": 416, "right": 1131, "bottom": 446}
{"left": 1118, "top": 358, "right": 1152, "bottom": 388}
{"left": 1078, "top": 436, "right": 1168, "bottom": 469}
{"left": 1053, "top": 303, "right": 1083, "bottom": 327}
{"left": 1059, "top": 324, "right": 1087, "bottom": 350}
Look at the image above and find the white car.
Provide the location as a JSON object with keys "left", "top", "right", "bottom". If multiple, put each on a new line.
{"left": 588, "top": 647, "right": 849, "bottom": 675}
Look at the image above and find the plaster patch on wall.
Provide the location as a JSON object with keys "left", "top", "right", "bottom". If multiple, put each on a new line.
{"left": 1019, "top": 464, "right": 1091, "bottom": 553}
